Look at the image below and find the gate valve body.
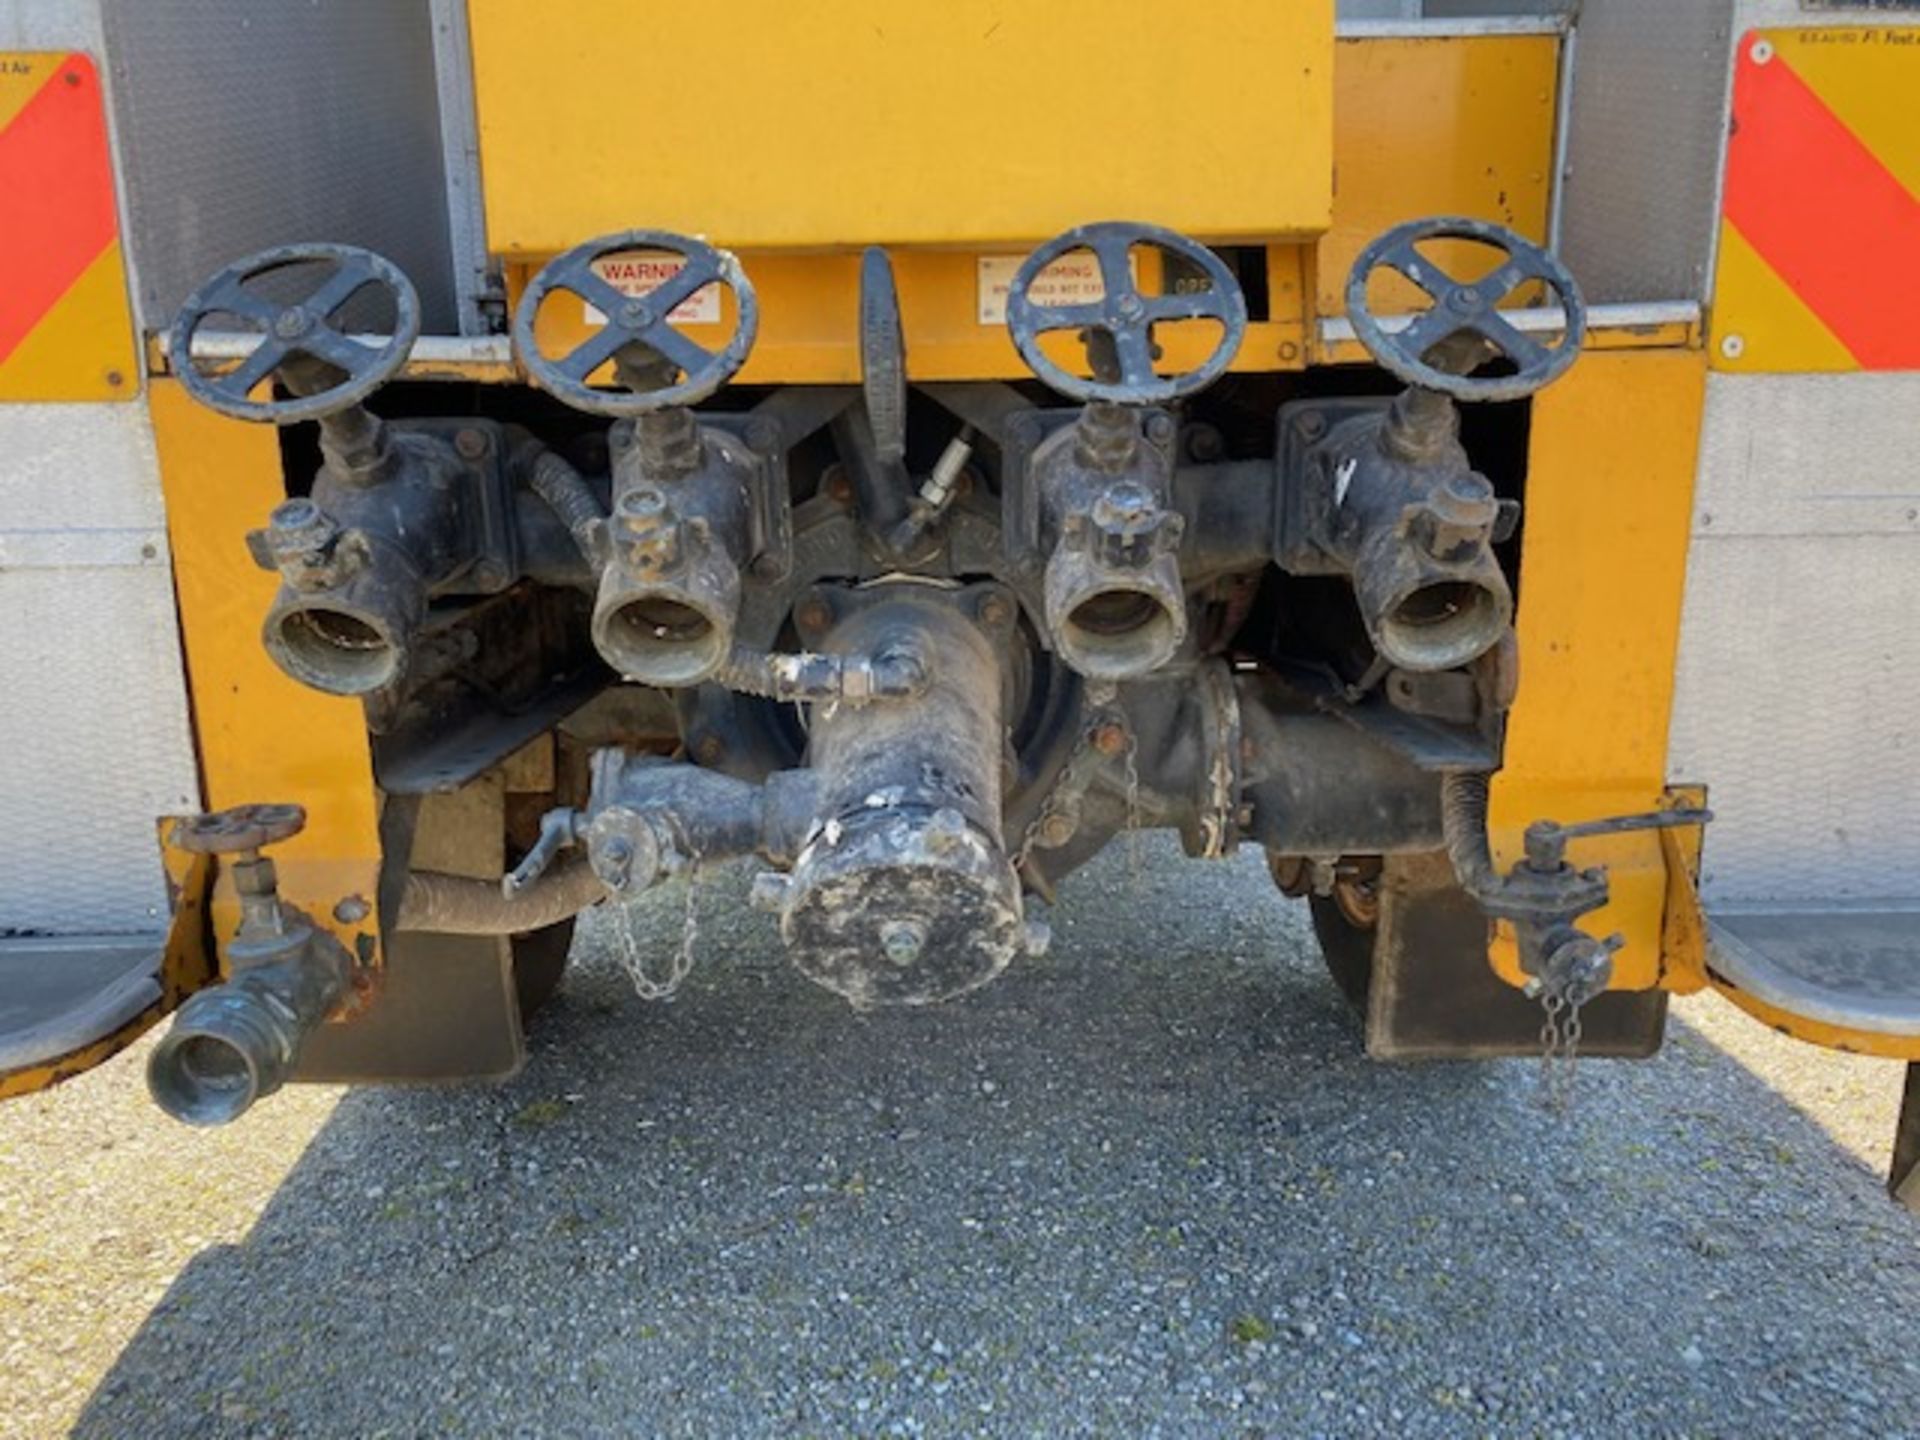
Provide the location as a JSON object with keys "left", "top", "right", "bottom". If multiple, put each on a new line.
{"left": 1276, "top": 218, "right": 1587, "bottom": 676}
{"left": 1004, "top": 222, "right": 1247, "bottom": 682}
{"left": 148, "top": 805, "right": 353, "bottom": 1127}
{"left": 173, "top": 244, "right": 529, "bottom": 698}
{"left": 513, "top": 229, "right": 764, "bottom": 687}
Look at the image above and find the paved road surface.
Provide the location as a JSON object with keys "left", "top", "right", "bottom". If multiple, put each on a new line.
{"left": 4, "top": 840, "right": 1917, "bottom": 1438}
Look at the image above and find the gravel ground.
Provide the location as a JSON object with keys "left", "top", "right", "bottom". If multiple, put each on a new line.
{"left": 3, "top": 838, "right": 1918, "bottom": 1439}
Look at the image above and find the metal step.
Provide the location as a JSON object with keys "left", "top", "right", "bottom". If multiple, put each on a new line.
{"left": 0, "top": 937, "right": 164, "bottom": 1073}
{"left": 1710, "top": 909, "right": 1920, "bottom": 1038}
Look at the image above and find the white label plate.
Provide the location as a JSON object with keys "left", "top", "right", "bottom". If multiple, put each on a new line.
{"left": 977, "top": 252, "right": 1136, "bottom": 327}
{"left": 583, "top": 251, "right": 722, "bottom": 326}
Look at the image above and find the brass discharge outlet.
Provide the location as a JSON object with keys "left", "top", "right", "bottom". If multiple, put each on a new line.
{"left": 590, "top": 411, "right": 754, "bottom": 687}
{"left": 1036, "top": 404, "right": 1188, "bottom": 681}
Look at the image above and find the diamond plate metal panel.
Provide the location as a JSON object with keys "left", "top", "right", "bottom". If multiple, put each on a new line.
{"left": 1670, "top": 373, "right": 1920, "bottom": 907}
{"left": 0, "top": 563, "right": 199, "bottom": 933}
{"left": 0, "top": 401, "right": 163, "bottom": 530}
{"left": 1692, "top": 374, "right": 1920, "bottom": 537}
{"left": 0, "top": 0, "right": 104, "bottom": 50}
{"left": 0, "top": 404, "right": 198, "bottom": 936}
{"left": 1556, "top": 0, "right": 1736, "bottom": 304}
{"left": 99, "top": 0, "right": 456, "bottom": 334}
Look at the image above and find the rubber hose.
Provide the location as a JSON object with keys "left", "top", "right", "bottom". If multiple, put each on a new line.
{"left": 394, "top": 857, "right": 607, "bottom": 935}
{"left": 712, "top": 647, "right": 783, "bottom": 700}
{"left": 515, "top": 443, "right": 605, "bottom": 566}
{"left": 1440, "top": 771, "right": 1500, "bottom": 898}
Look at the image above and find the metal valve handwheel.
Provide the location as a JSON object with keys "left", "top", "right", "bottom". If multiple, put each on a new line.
{"left": 512, "top": 230, "right": 758, "bottom": 417}
{"left": 168, "top": 244, "right": 421, "bottom": 424}
{"left": 1345, "top": 217, "right": 1586, "bottom": 403}
{"left": 1005, "top": 221, "right": 1248, "bottom": 406}
{"left": 171, "top": 804, "right": 308, "bottom": 855}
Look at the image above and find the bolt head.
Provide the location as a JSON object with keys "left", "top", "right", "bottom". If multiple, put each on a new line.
{"left": 619, "top": 299, "right": 653, "bottom": 328}
{"left": 1092, "top": 481, "right": 1156, "bottom": 531}
{"left": 598, "top": 835, "right": 635, "bottom": 886}
{"left": 332, "top": 895, "right": 371, "bottom": 925}
{"left": 1719, "top": 333, "right": 1746, "bottom": 361}
{"left": 976, "top": 593, "right": 1013, "bottom": 628}
{"left": 1091, "top": 722, "right": 1127, "bottom": 757}
{"left": 454, "top": 428, "right": 490, "bottom": 460}
{"left": 273, "top": 307, "right": 311, "bottom": 339}
{"left": 878, "top": 919, "right": 927, "bottom": 967}
{"left": 269, "top": 497, "right": 325, "bottom": 534}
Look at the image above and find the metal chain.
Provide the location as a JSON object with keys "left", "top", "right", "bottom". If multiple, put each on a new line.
{"left": 611, "top": 838, "right": 702, "bottom": 1002}
{"left": 1009, "top": 685, "right": 1150, "bottom": 883}
{"left": 1014, "top": 778, "right": 1074, "bottom": 874}
{"left": 1011, "top": 695, "right": 1119, "bottom": 875}
{"left": 1118, "top": 716, "right": 1144, "bottom": 884}
{"left": 1536, "top": 990, "right": 1586, "bottom": 1114}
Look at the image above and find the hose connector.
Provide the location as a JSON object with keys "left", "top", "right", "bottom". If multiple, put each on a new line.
{"left": 147, "top": 941, "right": 350, "bottom": 1126}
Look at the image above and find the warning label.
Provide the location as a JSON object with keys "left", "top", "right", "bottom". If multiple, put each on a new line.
{"left": 977, "top": 252, "right": 1137, "bottom": 326}
{"left": 583, "top": 251, "right": 720, "bottom": 326}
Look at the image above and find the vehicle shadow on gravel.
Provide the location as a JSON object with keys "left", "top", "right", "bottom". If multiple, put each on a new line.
{"left": 74, "top": 841, "right": 1920, "bottom": 1439}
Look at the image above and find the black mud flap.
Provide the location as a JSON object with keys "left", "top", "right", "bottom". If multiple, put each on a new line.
{"left": 1366, "top": 851, "right": 1668, "bottom": 1061}
{"left": 1891, "top": 1066, "right": 1920, "bottom": 1213}
{"left": 292, "top": 931, "right": 525, "bottom": 1084}
{"left": 292, "top": 793, "right": 525, "bottom": 1085}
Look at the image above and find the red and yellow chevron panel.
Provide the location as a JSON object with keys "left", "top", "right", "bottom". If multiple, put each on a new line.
{"left": 0, "top": 52, "right": 137, "bottom": 401}
{"left": 1714, "top": 27, "right": 1920, "bottom": 374}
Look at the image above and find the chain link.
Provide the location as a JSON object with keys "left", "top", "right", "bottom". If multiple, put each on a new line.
{"left": 1536, "top": 989, "right": 1586, "bottom": 1114}
{"left": 611, "top": 841, "right": 703, "bottom": 1002}
{"left": 1011, "top": 689, "right": 1142, "bottom": 880}
{"left": 1014, "top": 778, "right": 1072, "bottom": 875}
{"left": 1117, "top": 716, "right": 1144, "bottom": 884}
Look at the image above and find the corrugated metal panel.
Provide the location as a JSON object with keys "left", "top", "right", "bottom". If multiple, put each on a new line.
{"left": 1668, "top": 373, "right": 1920, "bottom": 907}
{"left": 0, "top": 406, "right": 200, "bottom": 935}
{"left": 98, "top": 0, "right": 457, "bottom": 335}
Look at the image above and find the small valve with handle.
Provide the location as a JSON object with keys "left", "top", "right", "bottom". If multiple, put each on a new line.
{"left": 148, "top": 805, "right": 355, "bottom": 1127}
{"left": 1442, "top": 775, "right": 1712, "bottom": 1108}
